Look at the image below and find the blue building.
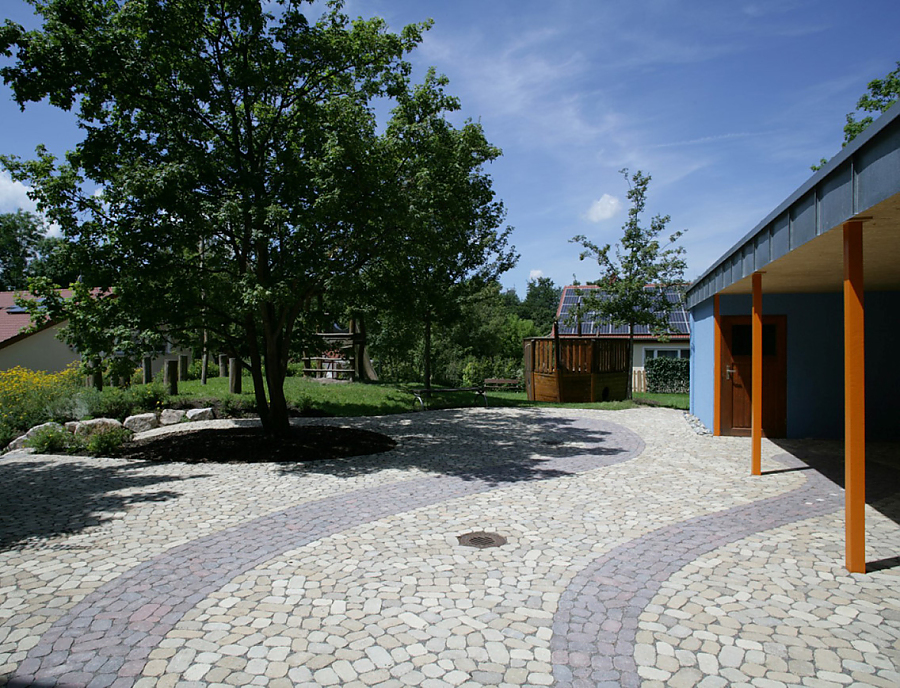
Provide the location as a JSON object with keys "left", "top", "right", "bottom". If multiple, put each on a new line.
{"left": 686, "top": 102, "right": 900, "bottom": 573}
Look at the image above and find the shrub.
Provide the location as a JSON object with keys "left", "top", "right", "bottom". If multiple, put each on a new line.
{"left": 0, "top": 364, "right": 82, "bottom": 437}
{"left": 462, "top": 357, "right": 523, "bottom": 387}
{"left": 129, "top": 380, "right": 169, "bottom": 413}
{"left": 24, "top": 424, "right": 75, "bottom": 454}
{"left": 81, "top": 386, "right": 130, "bottom": 419}
{"left": 645, "top": 357, "right": 689, "bottom": 394}
{"left": 85, "top": 427, "right": 132, "bottom": 457}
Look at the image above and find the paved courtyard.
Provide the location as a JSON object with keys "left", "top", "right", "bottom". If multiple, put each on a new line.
{"left": 0, "top": 407, "right": 898, "bottom": 688}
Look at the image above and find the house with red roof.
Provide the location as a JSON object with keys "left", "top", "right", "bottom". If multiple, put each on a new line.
{"left": 0, "top": 290, "right": 80, "bottom": 372}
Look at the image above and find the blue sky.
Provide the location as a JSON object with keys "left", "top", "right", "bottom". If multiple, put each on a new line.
{"left": 1, "top": 0, "right": 898, "bottom": 294}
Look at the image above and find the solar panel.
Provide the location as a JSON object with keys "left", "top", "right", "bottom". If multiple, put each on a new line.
{"left": 555, "top": 285, "right": 690, "bottom": 337}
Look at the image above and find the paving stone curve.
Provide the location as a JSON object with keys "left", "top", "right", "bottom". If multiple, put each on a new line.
{"left": 5, "top": 416, "right": 644, "bottom": 688}
{"left": 549, "top": 452, "right": 867, "bottom": 688}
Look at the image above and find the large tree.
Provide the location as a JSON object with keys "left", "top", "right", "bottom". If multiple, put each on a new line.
{"left": 519, "top": 276, "right": 560, "bottom": 336}
{"left": 1, "top": 0, "right": 434, "bottom": 434}
{"left": 357, "top": 70, "right": 516, "bottom": 389}
{"left": 571, "top": 169, "right": 687, "bottom": 399}
{"left": 0, "top": 210, "right": 43, "bottom": 291}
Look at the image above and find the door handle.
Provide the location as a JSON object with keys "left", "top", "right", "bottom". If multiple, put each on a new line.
{"left": 726, "top": 366, "right": 736, "bottom": 380}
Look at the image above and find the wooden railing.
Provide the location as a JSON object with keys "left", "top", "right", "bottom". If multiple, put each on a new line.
{"left": 528, "top": 338, "right": 630, "bottom": 374}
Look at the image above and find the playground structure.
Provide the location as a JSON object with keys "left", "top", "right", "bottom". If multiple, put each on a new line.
{"left": 524, "top": 333, "right": 630, "bottom": 403}
{"left": 299, "top": 320, "right": 378, "bottom": 381}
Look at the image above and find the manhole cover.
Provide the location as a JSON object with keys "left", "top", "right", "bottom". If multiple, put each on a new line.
{"left": 457, "top": 531, "right": 507, "bottom": 549}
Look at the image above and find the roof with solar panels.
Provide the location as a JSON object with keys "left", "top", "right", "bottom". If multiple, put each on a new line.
{"left": 553, "top": 284, "right": 690, "bottom": 338}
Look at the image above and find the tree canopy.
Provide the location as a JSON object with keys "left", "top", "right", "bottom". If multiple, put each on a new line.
{"left": 0, "top": 0, "right": 510, "bottom": 433}
{"left": 571, "top": 169, "right": 687, "bottom": 398}
{"left": 812, "top": 61, "right": 900, "bottom": 171}
{"left": 0, "top": 210, "right": 43, "bottom": 291}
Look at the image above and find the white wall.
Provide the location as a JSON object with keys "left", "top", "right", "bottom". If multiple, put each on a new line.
{"left": 0, "top": 325, "right": 79, "bottom": 373}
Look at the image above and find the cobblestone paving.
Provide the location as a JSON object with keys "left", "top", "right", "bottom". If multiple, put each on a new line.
{"left": 0, "top": 407, "right": 898, "bottom": 688}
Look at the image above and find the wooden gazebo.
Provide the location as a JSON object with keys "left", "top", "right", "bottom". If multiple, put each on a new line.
{"left": 523, "top": 330, "right": 630, "bottom": 403}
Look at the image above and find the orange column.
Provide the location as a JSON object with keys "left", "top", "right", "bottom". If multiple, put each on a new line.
{"left": 714, "top": 294, "right": 722, "bottom": 436}
{"left": 751, "top": 272, "right": 763, "bottom": 476}
{"left": 843, "top": 221, "right": 866, "bottom": 573}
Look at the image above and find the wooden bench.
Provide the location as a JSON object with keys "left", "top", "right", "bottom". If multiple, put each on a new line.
{"left": 483, "top": 378, "right": 522, "bottom": 392}
{"left": 411, "top": 386, "right": 487, "bottom": 410}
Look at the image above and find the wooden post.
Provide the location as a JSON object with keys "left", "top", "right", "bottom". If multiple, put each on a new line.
{"left": 165, "top": 359, "right": 178, "bottom": 396}
{"left": 219, "top": 354, "right": 228, "bottom": 378}
{"left": 229, "top": 358, "right": 242, "bottom": 394}
{"left": 143, "top": 356, "right": 153, "bottom": 385}
{"left": 713, "top": 294, "right": 722, "bottom": 436}
{"left": 178, "top": 354, "right": 189, "bottom": 381}
{"left": 751, "top": 272, "right": 763, "bottom": 476}
{"left": 843, "top": 220, "right": 866, "bottom": 574}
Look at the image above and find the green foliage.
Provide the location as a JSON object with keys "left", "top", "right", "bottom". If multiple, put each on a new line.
{"left": 0, "top": 210, "right": 44, "bottom": 291}
{"left": 0, "top": 365, "right": 82, "bottom": 438}
{"left": 24, "top": 423, "right": 133, "bottom": 457}
{"left": 519, "top": 277, "right": 561, "bottom": 335}
{"left": 812, "top": 61, "right": 900, "bottom": 170}
{"left": 357, "top": 70, "right": 517, "bottom": 388}
{"left": 24, "top": 424, "right": 74, "bottom": 454}
{"left": 571, "top": 169, "right": 687, "bottom": 397}
{"left": 129, "top": 380, "right": 169, "bottom": 413}
{"left": 84, "top": 427, "right": 132, "bottom": 457}
{"left": 461, "top": 357, "right": 522, "bottom": 387}
{"left": 0, "top": 0, "right": 435, "bottom": 435}
{"left": 645, "top": 357, "right": 689, "bottom": 394}
{"left": 844, "top": 61, "right": 900, "bottom": 144}
{"left": 80, "top": 382, "right": 169, "bottom": 420}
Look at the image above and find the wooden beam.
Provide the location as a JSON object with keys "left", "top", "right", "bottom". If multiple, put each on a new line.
{"left": 751, "top": 272, "right": 763, "bottom": 476}
{"left": 714, "top": 294, "right": 722, "bottom": 436}
{"left": 843, "top": 220, "right": 866, "bottom": 574}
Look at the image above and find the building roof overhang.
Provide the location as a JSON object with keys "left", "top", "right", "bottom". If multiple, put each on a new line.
{"left": 686, "top": 101, "right": 900, "bottom": 308}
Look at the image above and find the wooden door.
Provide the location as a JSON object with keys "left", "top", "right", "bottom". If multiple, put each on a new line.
{"left": 720, "top": 315, "right": 787, "bottom": 437}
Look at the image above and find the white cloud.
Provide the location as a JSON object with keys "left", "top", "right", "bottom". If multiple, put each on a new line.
{"left": 528, "top": 269, "right": 544, "bottom": 281}
{"left": 585, "top": 194, "right": 622, "bottom": 223}
{"left": 0, "top": 170, "right": 37, "bottom": 214}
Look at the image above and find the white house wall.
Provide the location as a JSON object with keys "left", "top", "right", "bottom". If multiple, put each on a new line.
{"left": 0, "top": 325, "right": 79, "bottom": 373}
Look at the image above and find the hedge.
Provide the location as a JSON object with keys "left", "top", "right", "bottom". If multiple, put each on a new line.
{"left": 645, "top": 356, "right": 689, "bottom": 394}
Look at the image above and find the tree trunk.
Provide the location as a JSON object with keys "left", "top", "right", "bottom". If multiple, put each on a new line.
{"left": 423, "top": 315, "right": 432, "bottom": 390}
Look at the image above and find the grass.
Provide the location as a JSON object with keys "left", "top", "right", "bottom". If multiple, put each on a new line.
{"left": 170, "top": 376, "right": 640, "bottom": 415}
{"left": 633, "top": 391, "right": 690, "bottom": 410}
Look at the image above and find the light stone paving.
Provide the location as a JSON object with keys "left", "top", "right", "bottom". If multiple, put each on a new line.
{"left": 0, "top": 407, "right": 897, "bottom": 688}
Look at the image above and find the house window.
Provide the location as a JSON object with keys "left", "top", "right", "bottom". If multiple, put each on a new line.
{"left": 643, "top": 348, "right": 690, "bottom": 365}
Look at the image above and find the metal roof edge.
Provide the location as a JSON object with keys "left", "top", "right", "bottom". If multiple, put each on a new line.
{"left": 686, "top": 100, "right": 900, "bottom": 299}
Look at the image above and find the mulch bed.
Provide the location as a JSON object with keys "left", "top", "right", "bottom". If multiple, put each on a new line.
{"left": 118, "top": 425, "right": 396, "bottom": 463}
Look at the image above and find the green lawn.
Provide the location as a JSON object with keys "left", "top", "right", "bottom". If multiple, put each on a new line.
{"left": 632, "top": 391, "right": 690, "bottom": 410}
{"left": 170, "top": 376, "right": 639, "bottom": 415}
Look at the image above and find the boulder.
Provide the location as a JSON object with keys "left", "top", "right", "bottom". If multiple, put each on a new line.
{"left": 159, "top": 409, "right": 186, "bottom": 426}
{"left": 124, "top": 413, "right": 159, "bottom": 433}
{"left": 185, "top": 407, "right": 215, "bottom": 422}
{"left": 74, "top": 418, "right": 123, "bottom": 437}
{"left": 4, "top": 421, "right": 65, "bottom": 453}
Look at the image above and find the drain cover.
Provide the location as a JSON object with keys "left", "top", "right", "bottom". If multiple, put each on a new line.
{"left": 458, "top": 531, "right": 507, "bottom": 549}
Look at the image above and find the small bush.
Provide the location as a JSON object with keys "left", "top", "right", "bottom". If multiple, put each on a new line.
{"left": 219, "top": 394, "right": 254, "bottom": 418}
{"left": 645, "top": 357, "right": 689, "bottom": 394}
{"left": 85, "top": 427, "right": 132, "bottom": 457}
{"left": 24, "top": 424, "right": 75, "bottom": 454}
{"left": 130, "top": 380, "right": 169, "bottom": 413}
{"left": 462, "top": 357, "right": 523, "bottom": 388}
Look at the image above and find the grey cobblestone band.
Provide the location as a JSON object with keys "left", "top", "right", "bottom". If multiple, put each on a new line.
{"left": 8, "top": 417, "right": 644, "bottom": 688}
{"left": 550, "top": 454, "right": 847, "bottom": 688}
